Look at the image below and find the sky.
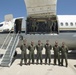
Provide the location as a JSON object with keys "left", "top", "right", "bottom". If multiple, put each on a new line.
{"left": 0, "top": 0, "right": 76, "bottom": 22}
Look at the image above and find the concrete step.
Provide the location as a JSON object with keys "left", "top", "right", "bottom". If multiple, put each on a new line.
{"left": 0, "top": 62, "right": 10, "bottom": 67}
{"left": 1, "top": 59, "right": 10, "bottom": 63}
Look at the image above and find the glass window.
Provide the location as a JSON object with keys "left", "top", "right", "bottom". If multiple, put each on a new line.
{"left": 70, "top": 22, "right": 73, "bottom": 26}
{"left": 65, "top": 22, "right": 68, "bottom": 26}
{"left": 75, "top": 22, "right": 76, "bottom": 25}
{"left": 0, "top": 24, "right": 3, "bottom": 27}
{"left": 61, "top": 22, "right": 63, "bottom": 26}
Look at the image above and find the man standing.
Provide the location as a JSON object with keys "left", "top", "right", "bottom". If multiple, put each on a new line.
{"left": 36, "top": 40, "right": 43, "bottom": 64}
{"left": 53, "top": 41, "right": 60, "bottom": 65}
{"left": 20, "top": 39, "right": 27, "bottom": 66}
{"left": 32, "top": 19, "right": 37, "bottom": 32}
{"left": 47, "top": 18, "right": 53, "bottom": 33}
{"left": 45, "top": 40, "right": 52, "bottom": 65}
{"left": 28, "top": 41, "right": 35, "bottom": 65}
{"left": 60, "top": 42, "right": 68, "bottom": 67}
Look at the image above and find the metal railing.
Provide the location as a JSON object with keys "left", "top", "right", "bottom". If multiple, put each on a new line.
{"left": 0, "top": 31, "right": 14, "bottom": 49}
{"left": 0, "top": 31, "right": 20, "bottom": 66}
{"left": 0, "top": 32, "right": 11, "bottom": 49}
{"left": 9, "top": 33, "right": 19, "bottom": 57}
{"left": 9, "top": 32, "right": 19, "bottom": 66}
{"left": 0, "top": 35, "right": 14, "bottom": 64}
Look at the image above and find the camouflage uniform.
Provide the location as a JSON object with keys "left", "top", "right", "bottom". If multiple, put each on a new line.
{"left": 20, "top": 40, "right": 27, "bottom": 66}
{"left": 45, "top": 40, "right": 52, "bottom": 64}
{"left": 28, "top": 42, "right": 35, "bottom": 64}
{"left": 32, "top": 19, "right": 36, "bottom": 32}
{"left": 36, "top": 40, "right": 43, "bottom": 64}
{"left": 53, "top": 42, "right": 60, "bottom": 65}
{"left": 47, "top": 19, "right": 53, "bottom": 32}
{"left": 60, "top": 42, "right": 68, "bottom": 67}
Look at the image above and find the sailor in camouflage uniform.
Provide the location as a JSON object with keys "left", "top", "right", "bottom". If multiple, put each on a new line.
{"left": 53, "top": 41, "right": 60, "bottom": 65}
{"left": 60, "top": 42, "right": 68, "bottom": 67}
{"left": 28, "top": 41, "right": 35, "bottom": 65}
{"left": 20, "top": 39, "right": 27, "bottom": 66}
{"left": 45, "top": 40, "right": 52, "bottom": 65}
{"left": 36, "top": 40, "right": 43, "bottom": 64}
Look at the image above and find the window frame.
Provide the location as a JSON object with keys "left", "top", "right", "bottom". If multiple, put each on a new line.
{"left": 65, "top": 22, "right": 68, "bottom": 26}
{"left": 70, "top": 22, "right": 73, "bottom": 26}
{"left": 60, "top": 22, "right": 63, "bottom": 26}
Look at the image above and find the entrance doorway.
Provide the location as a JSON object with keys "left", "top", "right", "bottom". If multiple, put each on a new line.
{"left": 15, "top": 19, "right": 22, "bottom": 33}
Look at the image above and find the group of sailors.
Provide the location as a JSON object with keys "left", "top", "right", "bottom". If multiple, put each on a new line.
{"left": 27, "top": 19, "right": 58, "bottom": 34}
{"left": 20, "top": 38, "right": 68, "bottom": 67}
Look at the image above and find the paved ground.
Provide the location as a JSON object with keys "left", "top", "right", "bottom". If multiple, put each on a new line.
{"left": 0, "top": 60, "right": 76, "bottom": 75}
{"left": 0, "top": 48, "right": 76, "bottom": 75}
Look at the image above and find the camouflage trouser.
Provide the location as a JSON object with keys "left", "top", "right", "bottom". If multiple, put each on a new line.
{"left": 54, "top": 54, "right": 60, "bottom": 65}
{"left": 61, "top": 54, "right": 68, "bottom": 67}
{"left": 20, "top": 53, "right": 27, "bottom": 65}
{"left": 37, "top": 52, "right": 42, "bottom": 64}
{"left": 45, "top": 52, "right": 51, "bottom": 64}
{"left": 29, "top": 52, "right": 34, "bottom": 64}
